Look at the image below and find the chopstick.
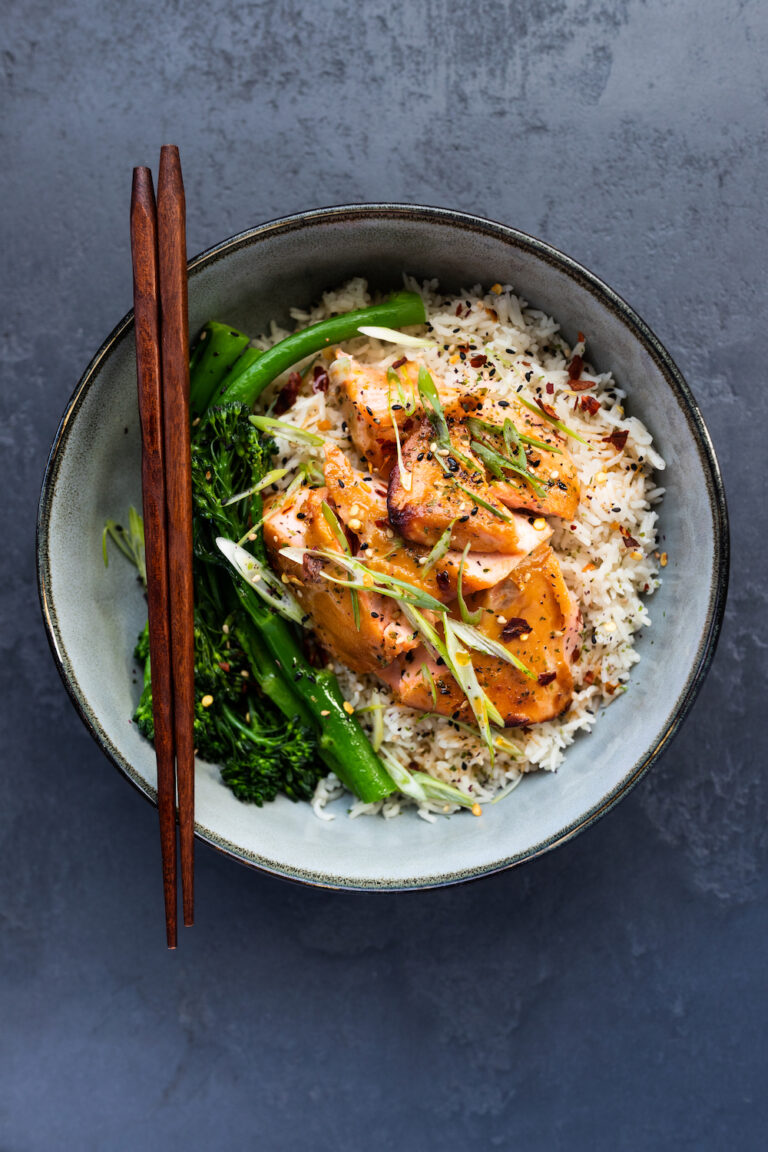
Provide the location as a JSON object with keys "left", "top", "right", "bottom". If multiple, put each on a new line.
{"left": 156, "top": 146, "right": 196, "bottom": 930}
{"left": 130, "top": 167, "right": 179, "bottom": 948}
{"left": 130, "top": 147, "right": 196, "bottom": 945}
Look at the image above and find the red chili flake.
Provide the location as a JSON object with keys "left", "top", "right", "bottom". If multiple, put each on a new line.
{"left": 502, "top": 617, "right": 531, "bottom": 640}
{"left": 603, "top": 429, "right": 629, "bottom": 451}
{"left": 537, "top": 671, "right": 557, "bottom": 686}
{"left": 392, "top": 356, "right": 407, "bottom": 369}
{"left": 579, "top": 396, "right": 601, "bottom": 415}
{"left": 436, "top": 570, "right": 451, "bottom": 591}
{"left": 312, "top": 365, "right": 329, "bottom": 393}
{"left": 469, "top": 354, "right": 486, "bottom": 368}
{"left": 583, "top": 670, "right": 595, "bottom": 686}
{"left": 218, "top": 661, "right": 231, "bottom": 673}
{"left": 568, "top": 354, "right": 583, "bottom": 380}
{"left": 274, "top": 371, "right": 302, "bottom": 414}
{"left": 618, "top": 525, "right": 639, "bottom": 548}
{"left": 455, "top": 303, "right": 464, "bottom": 317}
{"left": 535, "top": 397, "right": 557, "bottom": 419}
{"left": 545, "top": 381, "right": 554, "bottom": 394}
{"left": 569, "top": 378, "right": 594, "bottom": 392}
{"left": 375, "top": 518, "right": 390, "bottom": 530}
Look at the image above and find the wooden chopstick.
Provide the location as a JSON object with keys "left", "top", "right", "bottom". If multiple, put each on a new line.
{"left": 130, "top": 167, "right": 178, "bottom": 949}
{"left": 156, "top": 145, "right": 196, "bottom": 929}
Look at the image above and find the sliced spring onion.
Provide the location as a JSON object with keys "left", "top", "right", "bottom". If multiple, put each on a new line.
{"left": 102, "top": 507, "right": 147, "bottom": 587}
{"left": 387, "top": 368, "right": 412, "bottom": 492}
{"left": 420, "top": 663, "right": 438, "bottom": 707}
{"left": 514, "top": 395, "right": 587, "bottom": 444}
{"left": 320, "top": 502, "right": 360, "bottom": 629}
{"left": 471, "top": 439, "right": 546, "bottom": 499}
{"left": 357, "top": 325, "right": 436, "bottom": 348}
{"left": 279, "top": 546, "right": 447, "bottom": 612}
{"left": 378, "top": 749, "right": 477, "bottom": 811}
{"left": 421, "top": 517, "right": 457, "bottom": 574}
{"left": 464, "top": 413, "right": 563, "bottom": 455}
{"left": 215, "top": 537, "right": 305, "bottom": 624}
{"left": 457, "top": 545, "right": 483, "bottom": 626}
{"left": 449, "top": 619, "right": 536, "bottom": 680}
{"left": 490, "top": 771, "right": 525, "bottom": 803}
{"left": 417, "top": 365, "right": 452, "bottom": 448}
{"left": 443, "top": 617, "right": 501, "bottom": 760}
{"left": 455, "top": 480, "right": 513, "bottom": 521}
{"left": 399, "top": 603, "right": 501, "bottom": 760}
{"left": 221, "top": 468, "right": 288, "bottom": 506}
{"left": 237, "top": 466, "right": 309, "bottom": 546}
{"left": 249, "top": 414, "right": 325, "bottom": 446}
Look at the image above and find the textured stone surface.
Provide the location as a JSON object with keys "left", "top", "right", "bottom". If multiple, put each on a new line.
{"left": 2, "top": 0, "right": 766, "bottom": 1148}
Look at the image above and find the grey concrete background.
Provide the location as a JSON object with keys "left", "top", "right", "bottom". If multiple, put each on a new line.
{"left": 2, "top": 1, "right": 766, "bottom": 1148}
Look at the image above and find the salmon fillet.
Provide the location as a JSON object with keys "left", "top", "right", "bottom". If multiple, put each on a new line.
{"left": 387, "top": 418, "right": 552, "bottom": 554}
{"left": 378, "top": 545, "right": 580, "bottom": 727}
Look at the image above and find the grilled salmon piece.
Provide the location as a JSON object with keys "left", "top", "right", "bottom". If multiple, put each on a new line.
{"left": 263, "top": 487, "right": 418, "bottom": 674}
{"left": 322, "top": 443, "right": 523, "bottom": 600}
{"left": 387, "top": 418, "right": 552, "bottom": 555}
{"left": 328, "top": 355, "right": 469, "bottom": 475}
{"left": 378, "top": 545, "right": 579, "bottom": 727}
{"left": 469, "top": 397, "right": 580, "bottom": 519}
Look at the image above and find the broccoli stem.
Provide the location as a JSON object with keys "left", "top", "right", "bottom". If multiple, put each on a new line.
{"left": 189, "top": 322, "right": 252, "bottom": 420}
{"left": 212, "top": 291, "right": 427, "bottom": 409}
{"left": 233, "top": 581, "right": 394, "bottom": 803}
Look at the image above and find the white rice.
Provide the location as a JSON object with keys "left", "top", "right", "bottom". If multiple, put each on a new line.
{"left": 254, "top": 277, "right": 665, "bottom": 820}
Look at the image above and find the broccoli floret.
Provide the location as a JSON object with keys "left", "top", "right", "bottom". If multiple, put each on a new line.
{"left": 219, "top": 704, "right": 319, "bottom": 806}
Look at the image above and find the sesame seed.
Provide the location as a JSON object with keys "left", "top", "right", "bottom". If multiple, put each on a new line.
{"left": 471, "top": 803, "right": 482, "bottom": 817}
{"left": 595, "top": 472, "right": 608, "bottom": 484}
{"left": 201, "top": 694, "right": 214, "bottom": 708}
{"left": 320, "top": 709, "right": 330, "bottom": 716}
{"left": 533, "top": 517, "right": 547, "bottom": 531}
{"left": 348, "top": 518, "right": 363, "bottom": 531}
{"left": 343, "top": 701, "right": 355, "bottom": 715}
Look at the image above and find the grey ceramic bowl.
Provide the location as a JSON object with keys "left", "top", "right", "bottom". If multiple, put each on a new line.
{"left": 37, "top": 204, "right": 728, "bottom": 890}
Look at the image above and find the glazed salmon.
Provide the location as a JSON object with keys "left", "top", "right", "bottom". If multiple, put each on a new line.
{"left": 322, "top": 443, "right": 524, "bottom": 599}
{"left": 387, "top": 418, "right": 552, "bottom": 555}
{"left": 328, "top": 355, "right": 469, "bottom": 475}
{"left": 378, "top": 545, "right": 579, "bottom": 727}
{"left": 263, "top": 487, "right": 418, "bottom": 674}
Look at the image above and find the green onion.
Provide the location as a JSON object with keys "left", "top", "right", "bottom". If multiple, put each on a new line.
{"left": 443, "top": 617, "right": 501, "bottom": 760}
{"left": 387, "top": 368, "right": 412, "bottom": 492}
{"left": 449, "top": 619, "right": 536, "bottom": 680}
{"left": 421, "top": 517, "right": 458, "bottom": 574}
{"left": 320, "top": 502, "right": 360, "bottom": 630}
{"left": 249, "top": 414, "right": 325, "bottom": 446}
{"left": 357, "top": 325, "right": 435, "bottom": 348}
{"left": 378, "top": 749, "right": 477, "bottom": 812}
{"left": 421, "top": 663, "right": 438, "bottom": 707}
{"left": 417, "top": 366, "right": 452, "bottom": 448}
{"left": 455, "top": 480, "right": 513, "bottom": 521}
{"left": 102, "top": 507, "right": 147, "bottom": 587}
{"left": 457, "top": 545, "right": 483, "bottom": 625}
{"left": 514, "top": 396, "right": 587, "bottom": 444}
{"left": 215, "top": 537, "right": 305, "bottom": 624}
{"left": 279, "top": 547, "right": 447, "bottom": 613}
{"left": 222, "top": 468, "right": 288, "bottom": 506}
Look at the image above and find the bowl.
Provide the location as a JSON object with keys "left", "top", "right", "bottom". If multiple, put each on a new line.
{"left": 37, "top": 204, "right": 728, "bottom": 890}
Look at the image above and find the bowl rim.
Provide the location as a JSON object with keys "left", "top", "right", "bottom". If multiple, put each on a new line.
{"left": 37, "top": 202, "right": 729, "bottom": 891}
